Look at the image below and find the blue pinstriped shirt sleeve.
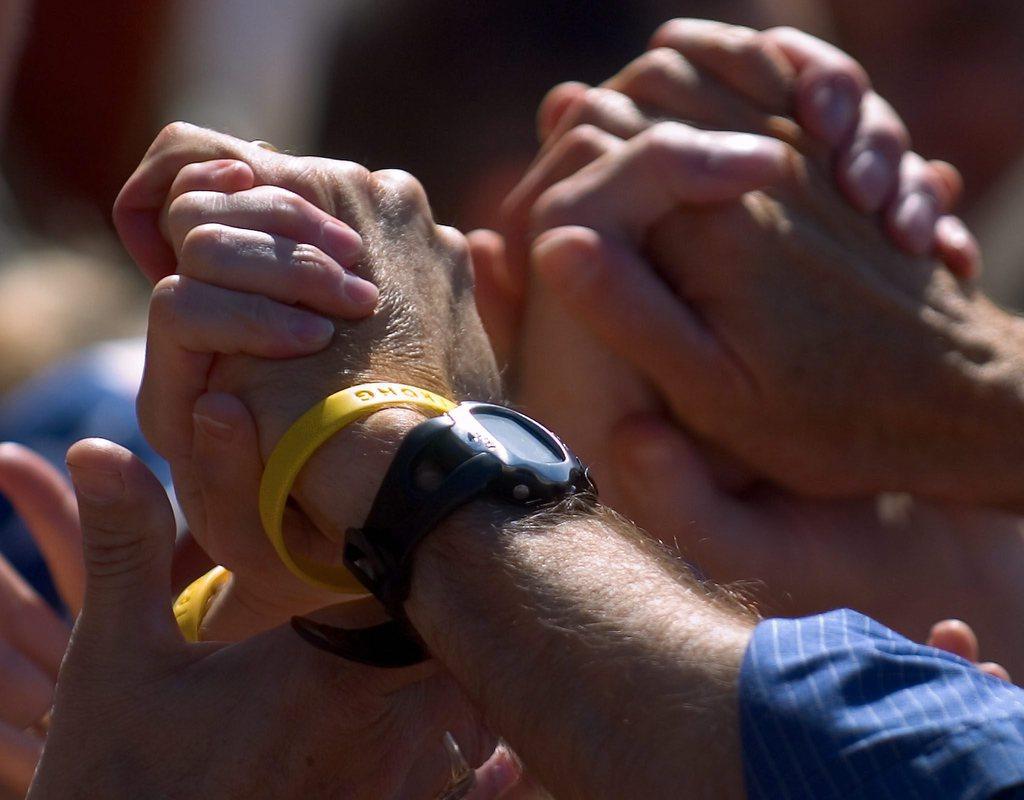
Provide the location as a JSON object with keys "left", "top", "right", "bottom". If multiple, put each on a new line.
{"left": 739, "top": 609, "right": 1024, "bottom": 799}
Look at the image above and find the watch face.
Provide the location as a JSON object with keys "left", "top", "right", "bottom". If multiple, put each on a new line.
{"left": 473, "top": 410, "right": 563, "bottom": 464}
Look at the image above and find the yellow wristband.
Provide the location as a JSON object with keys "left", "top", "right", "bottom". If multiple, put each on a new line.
{"left": 173, "top": 566, "right": 230, "bottom": 642}
{"left": 258, "top": 382, "right": 456, "bottom": 592}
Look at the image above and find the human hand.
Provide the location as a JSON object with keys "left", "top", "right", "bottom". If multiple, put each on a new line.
{"left": 140, "top": 155, "right": 378, "bottom": 469}
{"left": 604, "top": 414, "right": 1024, "bottom": 678}
{"left": 117, "top": 129, "right": 500, "bottom": 635}
{"left": 519, "top": 39, "right": 1024, "bottom": 506}
{"left": 0, "top": 444, "right": 83, "bottom": 797}
{"left": 129, "top": 156, "right": 384, "bottom": 634}
{"left": 540, "top": 22, "right": 975, "bottom": 269}
{"left": 28, "top": 439, "right": 494, "bottom": 800}
{"left": 481, "top": 20, "right": 992, "bottom": 511}
{"left": 477, "top": 19, "right": 978, "bottom": 370}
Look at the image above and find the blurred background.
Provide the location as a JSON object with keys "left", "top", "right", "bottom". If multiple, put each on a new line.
{"left": 1, "top": 0, "right": 1023, "bottom": 604}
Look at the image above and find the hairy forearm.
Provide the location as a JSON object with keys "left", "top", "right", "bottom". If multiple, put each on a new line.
{"left": 405, "top": 502, "right": 754, "bottom": 800}
{"left": 288, "top": 407, "right": 753, "bottom": 796}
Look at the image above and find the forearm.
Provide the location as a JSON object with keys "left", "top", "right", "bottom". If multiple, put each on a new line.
{"left": 286, "top": 406, "right": 754, "bottom": 796}
{"left": 404, "top": 502, "right": 754, "bottom": 800}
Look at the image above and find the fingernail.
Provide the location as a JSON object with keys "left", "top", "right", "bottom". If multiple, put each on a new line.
{"left": 809, "top": 78, "right": 856, "bottom": 144}
{"left": 487, "top": 757, "right": 519, "bottom": 791}
{"left": 938, "top": 215, "right": 969, "bottom": 249}
{"left": 341, "top": 274, "right": 379, "bottom": 307}
{"left": 289, "top": 314, "right": 334, "bottom": 345}
{"left": 67, "top": 464, "right": 124, "bottom": 504}
{"left": 845, "top": 148, "right": 891, "bottom": 211}
{"left": 322, "top": 221, "right": 363, "bottom": 264}
{"left": 193, "top": 412, "right": 234, "bottom": 442}
{"left": 937, "top": 215, "right": 981, "bottom": 279}
{"left": 894, "top": 191, "right": 937, "bottom": 254}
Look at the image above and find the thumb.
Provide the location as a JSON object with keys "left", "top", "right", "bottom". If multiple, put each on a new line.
{"left": 65, "top": 439, "right": 180, "bottom": 649}
{"left": 532, "top": 227, "right": 723, "bottom": 415}
{"left": 467, "top": 229, "right": 521, "bottom": 369}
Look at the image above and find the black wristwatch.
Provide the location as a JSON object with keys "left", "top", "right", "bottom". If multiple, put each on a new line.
{"left": 292, "top": 402, "right": 596, "bottom": 667}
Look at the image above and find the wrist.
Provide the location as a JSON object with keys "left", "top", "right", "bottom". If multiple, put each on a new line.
{"left": 292, "top": 406, "right": 429, "bottom": 544}
{"left": 404, "top": 498, "right": 540, "bottom": 648}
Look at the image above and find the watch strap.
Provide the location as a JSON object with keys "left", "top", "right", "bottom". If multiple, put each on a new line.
{"left": 344, "top": 416, "right": 503, "bottom": 612}
{"left": 291, "top": 615, "right": 428, "bottom": 668}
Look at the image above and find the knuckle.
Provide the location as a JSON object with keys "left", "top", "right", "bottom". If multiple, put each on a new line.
{"left": 303, "top": 157, "right": 370, "bottom": 198}
{"left": 436, "top": 224, "right": 469, "bottom": 263}
{"left": 154, "top": 120, "right": 196, "bottom": 148}
{"left": 620, "top": 48, "right": 690, "bottom": 96}
{"left": 539, "top": 80, "right": 582, "bottom": 123}
{"left": 767, "top": 25, "right": 800, "bottom": 41}
{"left": 286, "top": 158, "right": 336, "bottom": 210}
{"left": 166, "top": 191, "right": 208, "bottom": 228}
{"left": 179, "top": 223, "right": 225, "bottom": 265}
{"left": 291, "top": 156, "right": 330, "bottom": 183}
{"left": 173, "top": 160, "right": 207, "bottom": 186}
{"left": 721, "top": 28, "right": 771, "bottom": 68}
{"left": 329, "top": 158, "right": 371, "bottom": 186}
{"left": 650, "top": 17, "right": 686, "bottom": 46}
{"left": 642, "top": 46, "right": 688, "bottom": 74}
{"left": 561, "top": 124, "right": 610, "bottom": 160}
{"left": 370, "top": 168, "right": 434, "bottom": 224}
{"left": 291, "top": 243, "right": 340, "bottom": 286}
{"left": 332, "top": 160, "right": 374, "bottom": 208}
{"left": 641, "top": 120, "right": 693, "bottom": 162}
{"left": 290, "top": 241, "right": 328, "bottom": 268}
{"left": 148, "top": 275, "right": 184, "bottom": 327}
{"left": 294, "top": 158, "right": 373, "bottom": 232}
{"left": 648, "top": 17, "right": 738, "bottom": 50}
{"left": 374, "top": 168, "right": 430, "bottom": 204}
{"left": 268, "top": 188, "right": 306, "bottom": 218}
{"left": 569, "top": 87, "right": 628, "bottom": 127}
